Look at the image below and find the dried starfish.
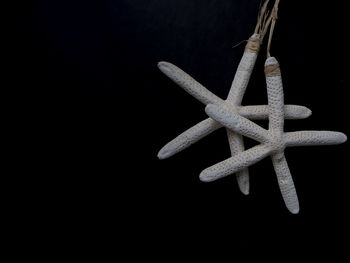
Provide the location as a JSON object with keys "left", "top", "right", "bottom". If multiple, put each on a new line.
{"left": 157, "top": 34, "right": 311, "bottom": 194}
{"left": 202, "top": 57, "right": 347, "bottom": 213}
{"left": 157, "top": 0, "right": 275, "bottom": 194}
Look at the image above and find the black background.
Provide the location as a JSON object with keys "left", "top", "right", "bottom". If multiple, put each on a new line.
{"left": 18, "top": 0, "right": 349, "bottom": 256}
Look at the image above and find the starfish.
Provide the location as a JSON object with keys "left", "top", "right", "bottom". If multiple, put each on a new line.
{"left": 158, "top": 34, "right": 312, "bottom": 194}
{"left": 201, "top": 57, "right": 347, "bottom": 213}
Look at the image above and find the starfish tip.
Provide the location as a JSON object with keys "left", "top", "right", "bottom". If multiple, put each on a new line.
{"left": 157, "top": 61, "right": 171, "bottom": 71}
{"left": 205, "top": 104, "right": 229, "bottom": 122}
{"left": 157, "top": 147, "right": 171, "bottom": 160}
{"left": 241, "top": 189, "right": 249, "bottom": 195}
{"left": 303, "top": 108, "right": 312, "bottom": 118}
{"left": 289, "top": 207, "right": 300, "bottom": 214}
{"left": 199, "top": 171, "right": 213, "bottom": 183}
{"left": 340, "top": 133, "right": 347, "bottom": 143}
{"left": 204, "top": 104, "right": 216, "bottom": 114}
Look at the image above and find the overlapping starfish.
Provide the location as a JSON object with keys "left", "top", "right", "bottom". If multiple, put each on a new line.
{"left": 157, "top": 34, "right": 311, "bottom": 195}
{"left": 202, "top": 57, "right": 346, "bottom": 213}
{"left": 158, "top": 54, "right": 346, "bottom": 213}
{"left": 157, "top": 1, "right": 347, "bottom": 213}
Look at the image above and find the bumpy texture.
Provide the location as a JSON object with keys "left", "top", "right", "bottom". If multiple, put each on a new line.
{"left": 158, "top": 34, "right": 312, "bottom": 195}
{"left": 200, "top": 145, "right": 271, "bottom": 182}
{"left": 202, "top": 57, "right": 347, "bottom": 214}
{"left": 157, "top": 61, "right": 224, "bottom": 106}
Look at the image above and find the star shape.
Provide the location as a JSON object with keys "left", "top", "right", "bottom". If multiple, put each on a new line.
{"left": 201, "top": 57, "right": 347, "bottom": 213}
{"left": 158, "top": 34, "right": 311, "bottom": 194}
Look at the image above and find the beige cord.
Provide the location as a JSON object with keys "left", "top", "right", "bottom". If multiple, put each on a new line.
{"left": 232, "top": 0, "right": 276, "bottom": 53}
{"left": 264, "top": 62, "right": 281, "bottom": 76}
{"left": 267, "top": 0, "right": 280, "bottom": 57}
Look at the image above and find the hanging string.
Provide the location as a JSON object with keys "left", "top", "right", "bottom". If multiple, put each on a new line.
{"left": 232, "top": 39, "right": 247, "bottom": 49}
{"left": 233, "top": 0, "right": 273, "bottom": 50}
{"left": 254, "top": 0, "right": 270, "bottom": 35}
{"left": 232, "top": 0, "right": 280, "bottom": 52}
{"left": 267, "top": 0, "right": 280, "bottom": 57}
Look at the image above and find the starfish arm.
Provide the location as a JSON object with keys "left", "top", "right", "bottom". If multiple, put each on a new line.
{"left": 158, "top": 62, "right": 224, "bottom": 106}
{"left": 238, "top": 105, "right": 312, "bottom": 120}
{"left": 227, "top": 130, "right": 249, "bottom": 195}
{"left": 158, "top": 118, "right": 221, "bottom": 159}
{"left": 271, "top": 153, "right": 300, "bottom": 214}
{"left": 200, "top": 145, "right": 271, "bottom": 182}
{"left": 226, "top": 34, "right": 260, "bottom": 105}
{"left": 265, "top": 57, "right": 284, "bottom": 134}
{"left": 284, "top": 131, "right": 347, "bottom": 147}
{"left": 205, "top": 104, "right": 270, "bottom": 144}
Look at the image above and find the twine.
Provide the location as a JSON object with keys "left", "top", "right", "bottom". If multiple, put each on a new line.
{"left": 245, "top": 37, "right": 261, "bottom": 53}
{"left": 267, "top": 0, "right": 280, "bottom": 57}
{"left": 264, "top": 63, "right": 281, "bottom": 77}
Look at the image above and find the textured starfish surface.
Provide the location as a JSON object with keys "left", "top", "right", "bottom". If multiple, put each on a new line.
{"left": 201, "top": 57, "right": 347, "bottom": 213}
{"left": 158, "top": 34, "right": 311, "bottom": 194}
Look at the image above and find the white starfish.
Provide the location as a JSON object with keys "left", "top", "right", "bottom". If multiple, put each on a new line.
{"left": 158, "top": 34, "right": 311, "bottom": 194}
{"left": 201, "top": 57, "right": 347, "bottom": 213}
